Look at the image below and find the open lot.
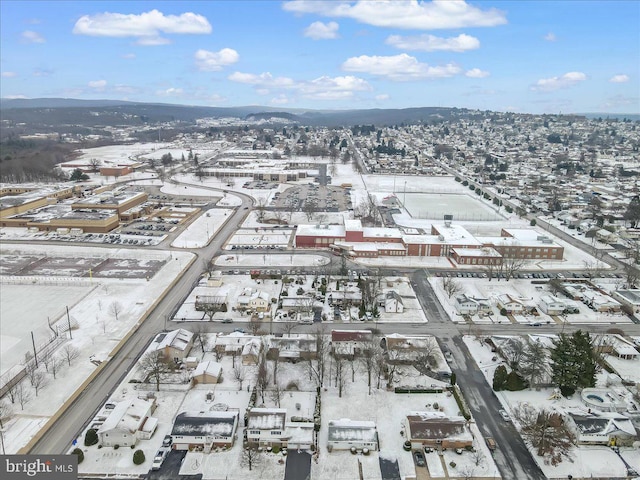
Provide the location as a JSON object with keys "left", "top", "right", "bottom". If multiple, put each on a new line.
{"left": 403, "top": 193, "right": 502, "bottom": 221}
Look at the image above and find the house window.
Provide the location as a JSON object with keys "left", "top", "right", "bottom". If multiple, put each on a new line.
{"left": 249, "top": 430, "right": 260, "bottom": 435}
{"left": 272, "top": 431, "right": 282, "bottom": 435}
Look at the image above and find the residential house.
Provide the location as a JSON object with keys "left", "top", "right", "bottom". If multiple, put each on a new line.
{"left": 383, "top": 291, "right": 404, "bottom": 313}
{"left": 567, "top": 412, "right": 637, "bottom": 446}
{"left": 190, "top": 360, "right": 223, "bottom": 385}
{"left": 538, "top": 294, "right": 565, "bottom": 315}
{"left": 285, "top": 421, "right": 315, "bottom": 451}
{"left": 454, "top": 294, "right": 478, "bottom": 315}
{"left": 405, "top": 412, "right": 473, "bottom": 449}
{"left": 149, "top": 329, "right": 194, "bottom": 363}
{"left": 496, "top": 294, "right": 524, "bottom": 313}
{"left": 611, "top": 289, "right": 640, "bottom": 313}
{"left": 237, "top": 288, "right": 271, "bottom": 313}
{"left": 327, "top": 419, "right": 379, "bottom": 451}
{"left": 595, "top": 334, "right": 640, "bottom": 360}
{"left": 582, "top": 291, "right": 621, "bottom": 312}
{"left": 331, "top": 330, "right": 373, "bottom": 358}
{"left": 171, "top": 411, "right": 239, "bottom": 452}
{"left": 382, "top": 334, "right": 439, "bottom": 364}
{"left": 98, "top": 398, "right": 157, "bottom": 447}
{"left": 267, "top": 334, "right": 317, "bottom": 362}
{"left": 214, "top": 332, "right": 261, "bottom": 358}
{"left": 246, "top": 408, "right": 288, "bottom": 448}
{"left": 242, "top": 338, "right": 262, "bottom": 365}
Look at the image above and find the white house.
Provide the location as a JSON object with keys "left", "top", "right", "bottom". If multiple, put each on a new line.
{"left": 327, "top": 419, "right": 379, "bottom": 452}
{"left": 149, "top": 329, "right": 194, "bottom": 363}
{"left": 171, "top": 411, "right": 239, "bottom": 451}
{"left": 98, "top": 398, "right": 157, "bottom": 447}
{"left": 568, "top": 412, "right": 637, "bottom": 446}
{"left": 246, "top": 408, "right": 288, "bottom": 448}
{"left": 496, "top": 294, "right": 524, "bottom": 313}
{"left": 538, "top": 294, "right": 565, "bottom": 315}
{"left": 384, "top": 291, "right": 404, "bottom": 313}
{"left": 454, "top": 294, "right": 478, "bottom": 315}
{"left": 237, "top": 288, "right": 271, "bottom": 312}
{"left": 190, "top": 360, "right": 223, "bottom": 385}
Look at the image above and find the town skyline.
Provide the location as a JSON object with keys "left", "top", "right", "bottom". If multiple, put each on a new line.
{"left": 1, "top": 0, "right": 638, "bottom": 114}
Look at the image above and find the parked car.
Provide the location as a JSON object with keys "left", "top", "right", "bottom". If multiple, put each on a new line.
{"left": 162, "top": 435, "right": 172, "bottom": 447}
{"left": 221, "top": 318, "right": 233, "bottom": 324}
{"left": 413, "top": 450, "right": 426, "bottom": 467}
{"left": 151, "top": 448, "right": 169, "bottom": 470}
{"left": 499, "top": 409, "right": 511, "bottom": 422}
{"left": 485, "top": 436, "right": 497, "bottom": 450}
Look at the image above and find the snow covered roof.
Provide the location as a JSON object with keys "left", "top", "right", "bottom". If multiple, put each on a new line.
{"left": 406, "top": 412, "right": 471, "bottom": 442}
{"left": 151, "top": 328, "right": 193, "bottom": 352}
{"left": 296, "top": 224, "right": 345, "bottom": 237}
{"left": 171, "top": 411, "right": 238, "bottom": 438}
{"left": 327, "top": 419, "right": 378, "bottom": 443}
{"left": 99, "top": 398, "right": 154, "bottom": 434}
{"left": 569, "top": 412, "right": 636, "bottom": 438}
{"left": 247, "top": 408, "right": 287, "bottom": 430}
{"left": 192, "top": 360, "right": 222, "bottom": 379}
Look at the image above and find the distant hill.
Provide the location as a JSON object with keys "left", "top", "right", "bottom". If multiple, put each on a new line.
{"left": 0, "top": 97, "right": 550, "bottom": 129}
{"left": 581, "top": 112, "right": 640, "bottom": 121}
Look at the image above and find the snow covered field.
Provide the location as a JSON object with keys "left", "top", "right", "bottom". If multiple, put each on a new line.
{"left": 0, "top": 244, "right": 194, "bottom": 454}
{"left": 403, "top": 192, "right": 503, "bottom": 221}
{"left": 171, "top": 209, "right": 232, "bottom": 248}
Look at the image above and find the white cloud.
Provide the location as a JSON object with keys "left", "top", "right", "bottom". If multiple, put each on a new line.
{"left": 609, "top": 74, "right": 630, "bottom": 83}
{"left": 88, "top": 80, "right": 107, "bottom": 89}
{"left": 342, "top": 53, "right": 461, "bottom": 81}
{"left": 601, "top": 94, "right": 639, "bottom": 110}
{"left": 195, "top": 48, "right": 239, "bottom": 71}
{"left": 304, "top": 21, "right": 339, "bottom": 40}
{"left": 136, "top": 36, "right": 172, "bottom": 46}
{"left": 229, "top": 71, "right": 371, "bottom": 100}
{"left": 283, "top": 0, "right": 507, "bottom": 30}
{"left": 465, "top": 68, "right": 490, "bottom": 78}
{"left": 32, "top": 68, "right": 53, "bottom": 77}
{"left": 113, "top": 84, "right": 139, "bottom": 94}
{"left": 543, "top": 32, "right": 557, "bottom": 42}
{"left": 385, "top": 33, "right": 479, "bottom": 52}
{"left": 21, "top": 30, "right": 45, "bottom": 43}
{"left": 375, "top": 94, "right": 390, "bottom": 101}
{"left": 72, "top": 9, "right": 211, "bottom": 45}
{"left": 1, "top": 72, "right": 18, "bottom": 78}
{"left": 156, "top": 87, "right": 184, "bottom": 97}
{"left": 122, "top": 53, "right": 136, "bottom": 59}
{"left": 4, "top": 94, "right": 29, "bottom": 99}
{"left": 271, "top": 94, "right": 290, "bottom": 105}
{"left": 531, "top": 71, "right": 587, "bottom": 92}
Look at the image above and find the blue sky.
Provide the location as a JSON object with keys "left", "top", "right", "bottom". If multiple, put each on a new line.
{"left": 1, "top": 1, "right": 638, "bottom": 114}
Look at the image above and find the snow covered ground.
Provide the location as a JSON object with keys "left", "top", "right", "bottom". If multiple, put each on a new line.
{"left": 171, "top": 209, "right": 233, "bottom": 248}
{"left": 462, "top": 335, "right": 640, "bottom": 479}
{"left": 0, "top": 243, "right": 194, "bottom": 454}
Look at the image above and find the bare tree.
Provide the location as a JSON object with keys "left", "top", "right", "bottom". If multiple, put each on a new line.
{"left": 249, "top": 317, "right": 262, "bottom": 335}
{"left": 624, "top": 262, "right": 639, "bottom": 288}
{"left": 502, "top": 337, "right": 526, "bottom": 370}
{"left": 15, "top": 383, "right": 32, "bottom": 410}
{"left": 503, "top": 256, "right": 526, "bottom": 281}
{"left": 256, "top": 358, "right": 269, "bottom": 404}
{"left": 25, "top": 362, "right": 38, "bottom": 386}
{"left": 333, "top": 356, "right": 347, "bottom": 398}
{"left": 40, "top": 350, "right": 53, "bottom": 373}
{"left": 240, "top": 447, "right": 262, "bottom": 471}
{"left": 193, "top": 325, "right": 209, "bottom": 353}
{"left": 32, "top": 371, "right": 48, "bottom": 396}
{"left": 306, "top": 327, "right": 329, "bottom": 388}
{"left": 582, "top": 259, "right": 603, "bottom": 280}
{"left": 483, "top": 262, "right": 497, "bottom": 282}
{"left": 360, "top": 279, "right": 380, "bottom": 314}
{"left": 49, "top": 355, "right": 64, "bottom": 379}
{"left": 233, "top": 364, "right": 246, "bottom": 391}
{"left": 441, "top": 277, "right": 463, "bottom": 298}
{"left": 269, "top": 383, "right": 283, "bottom": 408}
{"left": 155, "top": 167, "right": 166, "bottom": 184}
{"left": 471, "top": 447, "right": 485, "bottom": 467}
{"left": 0, "top": 400, "right": 13, "bottom": 429}
{"left": 62, "top": 344, "right": 80, "bottom": 366}
{"left": 359, "top": 339, "right": 381, "bottom": 395}
{"left": 89, "top": 158, "right": 102, "bottom": 172}
{"left": 255, "top": 198, "right": 267, "bottom": 223}
{"left": 139, "top": 350, "right": 169, "bottom": 392}
{"left": 303, "top": 197, "right": 317, "bottom": 222}
{"left": 109, "top": 301, "right": 122, "bottom": 321}
{"left": 512, "top": 403, "right": 575, "bottom": 466}
{"left": 280, "top": 321, "right": 297, "bottom": 337}
{"left": 384, "top": 350, "right": 401, "bottom": 389}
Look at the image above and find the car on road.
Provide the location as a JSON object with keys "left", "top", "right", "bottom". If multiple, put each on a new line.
{"left": 499, "top": 409, "right": 511, "bottom": 422}
{"left": 485, "top": 436, "right": 497, "bottom": 451}
{"left": 221, "top": 318, "right": 233, "bottom": 324}
{"left": 151, "top": 448, "right": 169, "bottom": 470}
{"left": 413, "top": 450, "right": 426, "bottom": 467}
{"left": 529, "top": 322, "right": 542, "bottom": 327}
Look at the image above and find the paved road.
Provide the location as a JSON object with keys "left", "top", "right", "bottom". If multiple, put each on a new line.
{"left": 29, "top": 185, "right": 253, "bottom": 455}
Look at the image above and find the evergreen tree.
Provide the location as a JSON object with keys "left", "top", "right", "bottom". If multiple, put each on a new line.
{"left": 550, "top": 331, "right": 596, "bottom": 396}
{"left": 492, "top": 365, "right": 508, "bottom": 391}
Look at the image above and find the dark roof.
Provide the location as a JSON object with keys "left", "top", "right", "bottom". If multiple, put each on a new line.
{"left": 331, "top": 330, "right": 373, "bottom": 342}
{"left": 171, "top": 411, "right": 237, "bottom": 437}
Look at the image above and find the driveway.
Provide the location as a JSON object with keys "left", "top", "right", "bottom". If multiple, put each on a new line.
{"left": 284, "top": 450, "right": 311, "bottom": 480}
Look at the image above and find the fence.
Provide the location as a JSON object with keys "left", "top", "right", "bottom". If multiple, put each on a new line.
{"left": 0, "top": 275, "right": 95, "bottom": 287}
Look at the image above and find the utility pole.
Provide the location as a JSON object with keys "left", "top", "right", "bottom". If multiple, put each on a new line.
{"left": 31, "top": 331, "right": 38, "bottom": 368}
{"left": 67, "top": 306, "right": 73, "bottom": 339}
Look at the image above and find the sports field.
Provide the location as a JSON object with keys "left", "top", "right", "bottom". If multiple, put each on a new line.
{"left": 402, "top": 193, "right": 502, "bottom": 221}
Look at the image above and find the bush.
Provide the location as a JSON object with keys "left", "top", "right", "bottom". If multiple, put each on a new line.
{"left": 493, "top": 365, "right": 508, "bottom": 391}
{"left": 560, "top": 385, "right": 576, "bottom": 397}
{"left": 449, "top": 461, "right": 456, "bottom": 468}
{"left": 72, "top": 448, "right": 84, "bottom": 464}
{"left": 432, "top": 402, "right": 439, "bottom": 410}
{"left": 272, "top": 446, "right": 281, "bottom": 454}
{"left": 114, "top": 444, "right": 120, "bottom": 450}
{"left": 505, "top": 371, "right": 527, "bottom": 391}
{"left": 500, "top": 308, "right": 508, "bottom": 316}
{"left": 130, "top": 444, "right": 135, "bottom": 449}
{"left": 133, "top": 449, "right": 145, "bottom": 465}
{"left": 530, "top": 219, "right": 537, "bottom": 226}
{"left": 84, "top": 428, "right": 98, "bottom": 447}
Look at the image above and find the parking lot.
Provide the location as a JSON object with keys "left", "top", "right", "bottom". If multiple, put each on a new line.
{"left": 271, "top": 184, "right": 352, "bottom": 212}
